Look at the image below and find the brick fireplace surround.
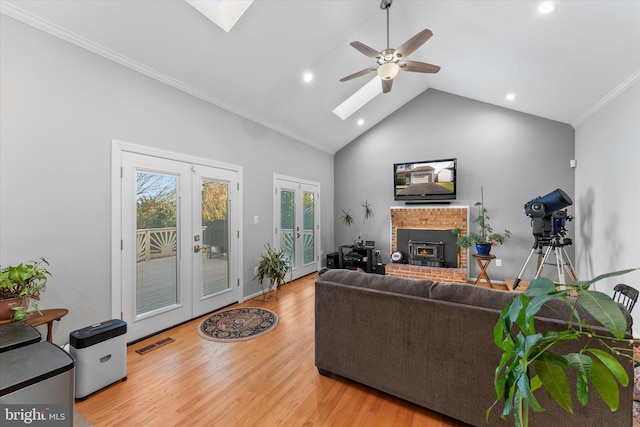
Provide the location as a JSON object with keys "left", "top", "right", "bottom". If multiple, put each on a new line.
{"left": 386, "top": 206, "right": 469, "bottom": 283}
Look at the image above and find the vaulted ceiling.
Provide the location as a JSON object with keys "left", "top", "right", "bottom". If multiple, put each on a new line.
{"left": 2, "top": 0, "right": 639, "bottom": 154}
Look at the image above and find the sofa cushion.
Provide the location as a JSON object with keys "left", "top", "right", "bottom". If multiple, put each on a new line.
{"left": 317, "top": 269, "right": 434, "bottom": 299}
{"left": 429, "top": 282, "right": 633, "bottom": 333}
{"left": 429, "top": 282, "right": 516, "bottom": 311}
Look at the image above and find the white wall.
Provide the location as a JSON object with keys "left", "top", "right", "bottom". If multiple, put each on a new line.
{"left": 575, "top": 80, "right": 640, "bottom": 333}
{"left": 0, "top": 16, "right": 334, "bottom": 344}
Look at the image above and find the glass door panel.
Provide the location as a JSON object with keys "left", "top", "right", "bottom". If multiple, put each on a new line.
{"left": 303, "top": 191, "right": 315, "bottom": 265}
{"left": 201, "top": 180, "right": 229, "bottom": 297}
{"left": 280, "top": 189, "right": 295, "bottom": 269}
{"left": 135, "top": 171, "right": 179, "bottom": 316}
{"left": 191, "top": 164, "right": 238, "bottom": 317}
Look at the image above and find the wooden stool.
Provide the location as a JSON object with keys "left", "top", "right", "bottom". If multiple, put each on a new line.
{"left": 472, "top": 254, "right": 496, "bottom": 286}
{"left": 26, "top": 308, "right": 68, "bottom": 342}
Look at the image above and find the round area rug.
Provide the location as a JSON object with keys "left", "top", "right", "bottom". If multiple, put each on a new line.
{"left": 197, "top": 307, "right": 278, "bottom": 342}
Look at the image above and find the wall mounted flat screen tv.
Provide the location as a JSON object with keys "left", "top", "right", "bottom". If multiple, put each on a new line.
{"left": 394, "top": 158, "right": 457, "bottom": 202}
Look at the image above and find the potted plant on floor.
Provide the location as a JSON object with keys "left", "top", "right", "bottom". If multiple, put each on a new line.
{"left": 0, "top": 258, "right": 51, "bottom": 321}
{"left": 489, "top": 269, "right": 639, "bottom": 426}
{"left": 340, "top": 200, "right": 373, "bottom": 246}
{"left": 452, "top": 187, "right": 510, "bottom": 255}
{"left": 255, "top": 244, "right": 291, "bottom": 301}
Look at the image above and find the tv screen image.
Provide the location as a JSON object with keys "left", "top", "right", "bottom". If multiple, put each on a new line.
{"left": 394, "top": 158, "right": 457, "bottom": 202}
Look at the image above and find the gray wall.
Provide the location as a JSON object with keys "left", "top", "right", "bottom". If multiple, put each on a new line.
{"left": 0, "top": 16, "right": 334, "bottom": 343}
{"left": 575, "top": 80, "right": 640, "bottom": 330}
{"left": 335, "top": 89, "right": 575, "bottom": 281}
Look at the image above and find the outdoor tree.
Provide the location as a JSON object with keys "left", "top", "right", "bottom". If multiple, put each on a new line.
{"left": 202, "top": 181, "right": 228, "bottom": 225}
{"left": 136, "top": 172, "right": 177, "bottom": 229}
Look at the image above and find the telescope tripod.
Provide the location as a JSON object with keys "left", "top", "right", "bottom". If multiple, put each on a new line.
{"left": 512, "top": 236, "right": 577, "bottom": 290}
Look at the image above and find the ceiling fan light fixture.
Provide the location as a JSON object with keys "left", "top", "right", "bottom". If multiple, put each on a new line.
{"left": 377, "top": 62, "right": 400, "bottom": 80}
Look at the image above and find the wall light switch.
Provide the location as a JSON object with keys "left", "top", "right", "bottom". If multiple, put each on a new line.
{"left": 253, "top": 216, "right": 259, "bottom": 224}
{"left": 495, "top": 259, "right": 502, "bottom": 267}
{"left": 570, "top": 159, "right": 577, "bottom": 168}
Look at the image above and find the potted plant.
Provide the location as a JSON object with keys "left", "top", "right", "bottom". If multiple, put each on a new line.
{"left": 340, "top": 200, "right": 373, "bottom": 246}
{"left": 489, "top": 269, "right": 639, "bottom": 426}
{"left": 452, "top": 187, "right": 510, "bottom": 255}
{"left": 254, "top": 244, "right": 291, "bottom": 301}
{"left": 0, "top": 258, "right": 50, "bottom": 321}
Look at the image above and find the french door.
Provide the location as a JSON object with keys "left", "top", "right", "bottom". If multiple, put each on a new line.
{"left": 274, "top": 175, "right": 320, "bottom": 280}
{"left": 116, "top": 146, "right": 241, "bottom": 342}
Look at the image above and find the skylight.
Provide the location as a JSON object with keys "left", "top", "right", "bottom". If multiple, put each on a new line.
{"left": 332, "top": 77, "right": 382, "bottom": 120}
{"left": 186, "top": 0, "right": 253, "bottom": 33}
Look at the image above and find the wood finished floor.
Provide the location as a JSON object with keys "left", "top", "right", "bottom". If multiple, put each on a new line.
{"left": 76, "top": 273, "right": 469, "bottom": 427}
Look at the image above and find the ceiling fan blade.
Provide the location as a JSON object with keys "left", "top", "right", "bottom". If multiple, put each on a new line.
{"left": 382, "top": 78, "right": 393, "bottom": 94}
{"left": 395, "top": 29, "right": 433, "bottom": 59}
{"left": 400, "top": 60, "right": 441, "bottom": 74}
{"left": 350, "top": 41, "right": 383, "bottom": 60}
{"left": 340, "top": 67, "right": 377, "bottom": 82}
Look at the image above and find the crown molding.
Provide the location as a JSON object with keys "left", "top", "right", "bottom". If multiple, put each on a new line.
{"left": 0, "top": 1, "right": 326, "bottom": 153}
{"left": 573, "top": 68, "right": 640, "bottom": 129}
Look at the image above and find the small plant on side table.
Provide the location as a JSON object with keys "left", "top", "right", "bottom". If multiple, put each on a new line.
{"left": 0, "top": 258, "right": 50, "bottom": 321}
{"left": 452, "top": 187, "right": 510, "bottom": 255}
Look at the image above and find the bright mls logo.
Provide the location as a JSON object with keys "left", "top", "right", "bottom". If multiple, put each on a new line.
{"left": 2, "top": 405, "right": 69, "bottom": 426}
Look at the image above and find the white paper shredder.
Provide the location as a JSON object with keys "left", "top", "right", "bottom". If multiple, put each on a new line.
{"left": 69, "top": 319, "right": 127, "bottom": 399}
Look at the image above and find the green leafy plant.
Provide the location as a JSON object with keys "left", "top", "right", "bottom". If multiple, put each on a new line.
{"left": 340, "top": 209, "right": 355, "bottom": 226}
{"left": 340, "top": 201, "right": 373, "bottom": 245}
{"left": 452, "top": 187, "right": 511, "bottom": 248}
{"left": 0, "top": 258, "right": 51, "bottom": 321}
{"left": 254, "top": 244, "right": 291, "bottom": 301}
{"left": 489, "top": 269, "right": 638, "bottom": 427}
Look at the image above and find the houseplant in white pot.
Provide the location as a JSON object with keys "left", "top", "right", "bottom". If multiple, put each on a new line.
{"left": 452, "top": 187, "right": 510, "bottom": 255}
{"left": 0, "top": 258, "right": 50, "bottom": 321}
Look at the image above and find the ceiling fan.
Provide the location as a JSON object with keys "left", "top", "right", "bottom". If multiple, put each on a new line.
{"left": 340, "top": 0, "right": 440, "bottom": 93}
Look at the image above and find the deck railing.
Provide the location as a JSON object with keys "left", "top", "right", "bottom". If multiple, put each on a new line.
{"left": 137, "top": 227, "right": 178, "bottom": 262}
{"left": 136, "top": 227, "right": 314, "bottom": 262}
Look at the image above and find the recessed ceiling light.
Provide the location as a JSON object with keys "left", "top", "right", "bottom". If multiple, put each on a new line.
{"left": 506, "top": 93, "right": 517, "bottom": 101}
{"left": 537, "top": 1, "right": 557, "bottom": 14}
{"left": 303, "top": 72, "right": 313, "bottom": 83}
{"left": 357, "top": 119, "right": 364, "bottom": 126}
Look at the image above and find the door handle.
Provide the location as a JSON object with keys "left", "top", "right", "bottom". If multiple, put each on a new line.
{"left": 296, "top": 233, "right": 301, "bottom": 239}
{"left": 194, "top": 245, "right": 201, "bottom": 253}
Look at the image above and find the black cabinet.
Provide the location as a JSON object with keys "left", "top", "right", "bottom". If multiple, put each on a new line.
{"left": 338, "top": 245, "right": 375, "bottom": 273}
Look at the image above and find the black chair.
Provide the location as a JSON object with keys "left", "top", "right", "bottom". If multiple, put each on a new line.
{"left": 612, "top": 284, "right": 639, "bottom": 313}
{"left": 203, "top": 219, "right": 228, "bottom": 258}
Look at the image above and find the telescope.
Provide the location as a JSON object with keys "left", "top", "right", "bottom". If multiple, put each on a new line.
{"left": 513, "top": 188, "right": 576, "bottom": 289}
{"left": 524, "top": 188, "right": 572, "bottom": 219}
{"left": 524, "top": 189, "right": 573, "bottom": 238}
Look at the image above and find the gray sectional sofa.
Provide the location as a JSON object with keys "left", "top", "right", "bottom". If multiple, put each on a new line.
{"left": 314, "top": 269, "right": 634, "bottom": 426}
